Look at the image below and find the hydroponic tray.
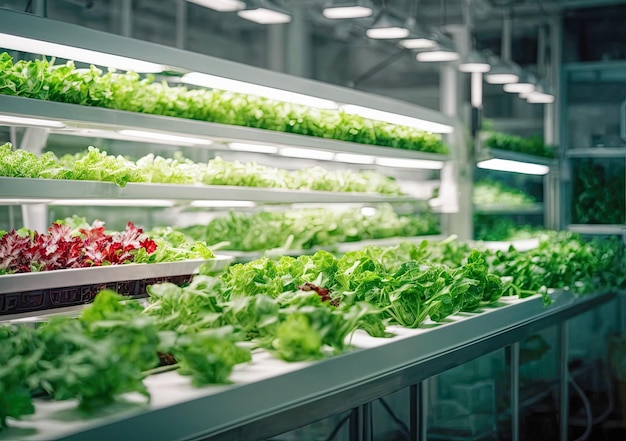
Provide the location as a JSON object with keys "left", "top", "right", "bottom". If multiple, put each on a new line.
{"left": 0, "top": 256, "right": 232, "bottom": 316}
{"left": 0, "top": 177, "right": 418, "bottom": 204}
{"left": 0, "top": 290, "right": 615, "bottom": 441}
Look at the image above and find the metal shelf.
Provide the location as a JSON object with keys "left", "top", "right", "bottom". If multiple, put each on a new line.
{"left": 0, "top": 178, "right": 418, "bottom": 205}
{"left": 0, "top": 9, "right": 455, "bottom": 135}
{"left": 567, "top": 224, "right": 626, "bottom": 235}
{"left": 0, "top": 256, "right": 232, "bottom": 295}
{"left": 221, "top": 235, "right": 445, "bottom": 262}
{"left": 479, "top": 148, "right": 555, "bottom": 167}
{"left": 474, "top": 203, "right": 544, "bottom": 215}
{"left": 567, "top": 148, "right": 626, "bottom": 158}
{"left": 0, "top": 290, "right": 615, "bottom": 441}
{"left": 0, "top": 95, "right": 450, "bottom": 162}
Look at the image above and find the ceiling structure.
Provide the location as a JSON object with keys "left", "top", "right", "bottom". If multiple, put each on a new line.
{"left": 0, "top": 0, "right": 625, "bottom": 115}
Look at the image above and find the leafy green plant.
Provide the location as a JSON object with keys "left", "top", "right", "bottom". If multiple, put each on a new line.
{"left": 179, "top": 205, "right": 439, "bottom": 252}
{"left": 572, "top": 159, "right": 625, "bottom": 224}
{"left": 473, "top": 179, "right": 537, "bottom": 206}
{"left": 0, "top": 53, "right": 448, "bottom": 154}
{"left": 484, "top": 132, "right": 554, "bottom": 158}
{"left": 0, "top": 144, "right": 405, "bottom": 195}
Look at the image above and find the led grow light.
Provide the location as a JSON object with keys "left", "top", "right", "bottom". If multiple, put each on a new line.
{"left": 229, "top": 142, "right": 279, "bottom": 154}
{"left": 334, "top": 153, "right": 375, "bottom": 164}
{"left": 0, "top": 33, "right": 165, "bottom": 73}
{"left": 185, "top": 0, "right": 245, "bottom": 11}
{"left": 376, "top": 157, "right": 444, "bottom": 169}
{"left": 278, "top": 147, "right": 335, "bottom": 161}
{"left": 117, "top": 130, "right": 214, "bottom": 146}
{"left": 477, "top": 159, "right": 550, "bottom": 175}
{"left": 0, "top": 114, "right": 65, "bottom": 128}
{"left": 341, "top": 105, "right": 453, "bottom": 134}
{"left": 181, "top": 72, "right": 338, "bottom": 109}
{"left": 189, "top": 200, "right": 256, "bottom": 208}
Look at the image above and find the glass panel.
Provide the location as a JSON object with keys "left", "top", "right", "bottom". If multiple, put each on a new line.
{"left": 427, "top": 350, "right": 503, "bottom": 441}
{"left": 571, "top": 158, "right": 625, "bottom": 224}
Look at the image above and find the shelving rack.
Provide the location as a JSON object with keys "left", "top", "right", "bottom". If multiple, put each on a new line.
{"left": 0, "top": 8, "right": 622, "bottom": 441}
{"left": 561, "top": 60, "right": 626, "bottom": 234}
{"left": 0, "top": 290, "right": 617, "bottom": 441}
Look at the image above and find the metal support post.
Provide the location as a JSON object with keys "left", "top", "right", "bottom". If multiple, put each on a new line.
{"left": 507, "top": 343, "right": 521, "bottom": 441}
{"left": 267, "top": 24, "right": 285, "bottom": 73}
{"left": 361, "top": 402, "right": 372, "bottom": 441}
{"left": 120, "top": 0, "right": 132, "bottom": 38}
{"left": 285, "top": 4, "right": 311, "bottom": 77}
{"left": 19, "top": 128, "right": 50, "bottom": 232}
{"left": 559, "top": 322, "right": 569, "bottom": 441}
{"left": 175, "top": 0, "right": 187, "bottom": 49}
{"left": 410, "top": 384, "right": 419, "bottom": 441}
{"left": 420, "top": 380, "right": 429, "bottom": 441}
{"left": 349, "top": 407, "right": 360, "bottom": 441}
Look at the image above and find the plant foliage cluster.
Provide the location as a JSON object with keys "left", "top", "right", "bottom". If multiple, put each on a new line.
{"left": 0, "top": 53, "right": 447, "bottom": 154}
{"left": 0, "top": 143, "right": 404, "bottom": 195}
{"left": 2, "top": 232, "right": 624, "bottom": 429}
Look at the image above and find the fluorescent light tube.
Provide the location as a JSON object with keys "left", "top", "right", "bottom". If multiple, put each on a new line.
{"left": 181, "top": 72, "right": 338, "bottom": 109}
{"left": 0, "top": 114, "right": 65, "bottom": 128}
{"left": 237, "top": 8, "right": 291, "bottom": 24}
{"left": 185, "top": 0, "right": 245, "bottom": 11}
{"left": 322, "top": 6, "right": 373, "bottom": 19}
{"left": 376, "top": 157, "right": 444, "bottom": 169}
{"left": 117, "top": 130, "right": 213, "bottom": 146}
{"left": 366, "top": 27, "right": 410, "bottom": 39}
{"left": 477, "top": 158, "right": 550, "bottom": 175}
{"left": 416, "top": 50, "right": 460, "bottom": 62}
{"left": 279, "top": 147, "right": 335, "bottom": 161}
{"left": 341, "top": 104, "right": 453, "bottom": 134}
{"left": 334, "top": 153, "right": 376, "bottom": 164}
{"left": 50, "top": 199, "right": 176, "bottom": 207}
{"left": 399, "top": 38, "right": 437, "bottom": 49}
{"left": 190, "top": 200, "right": 256, "bottom": 208}
{"left": 229, "top": 142, "right": 279, "bottom": 154}
{"left": 0, "top": 33, "right": 165, "bottom": 73}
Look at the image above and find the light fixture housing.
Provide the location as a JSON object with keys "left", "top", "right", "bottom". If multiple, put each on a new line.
{"left": 0, "top": 33, "right": 165, "bottom": 73}
{"left": 477, "top": 158, "right": 550, "bottom": 175}
{"left": 0, "top": 114, "right": 65, "bottom": 128}
{"left": 503, "top": 71, "right": 536, "bottom": 94}
{"left": 237, "top": 0, "right": 291, "bottom": 24}
{"left": 184, "top": 0, "right": 245, "bottom": 12}
{"left": 525, "top": 80, "right": 555, "bottom": 104}
{"left": 399, "top": 26, "right": 438, "bottom": 49}
{"left": 322, "top": 0, "right": 374, "bottom": 19}
{"left": 366, "top": 13, "right": 410, "bottom": 39}
{"left": 180, "top": 72, "right": 339, "bottom": 109}
{"left": 458, "top": 51, "right": 491, "bottom": 73}
{"left": 484, "top": 58, "right": 520, "bottom": 84}
{"left": 416, "top": 45, "right": 460, "bottom": 62}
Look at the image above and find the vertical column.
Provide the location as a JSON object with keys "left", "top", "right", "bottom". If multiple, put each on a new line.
{"left": 31, "top": 0, "right": 46, "bottom": 16}
{"left": 546, "top": 15, "right": 563, "bottom": 230}
{"left": 508, "top": 343, "right": 521, "bottom": 441}
{"left": 559, "top": 322, "right": 570, "bottom": 441}
{"left": 285, "top": 4, "right": 311, "bottom": 77}
{"left": 176, "top": 0, "right": 187, "bottom": 49}
{"left": 440, "top": 25, "right": 472, "bottom": 241}
{"left": 19, "top": 128, "right": 50, "bottom": 232}
{"left": 420, "top": 380, "right": 429, "bottom": 440}
{"left": 409, "top": 384, "right": 419, "bottom": 441}
{"left": 120, "top": 0, "right": 132, "bottom": 38}
{"left": 267, "top": 24, "right": 285, "bottom": 72}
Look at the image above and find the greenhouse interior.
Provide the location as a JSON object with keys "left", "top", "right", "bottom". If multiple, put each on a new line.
{"left": 0, "top": 0, "right": 625, "bottom": 440}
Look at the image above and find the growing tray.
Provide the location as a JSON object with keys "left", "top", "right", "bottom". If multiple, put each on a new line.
{"left": 0, "top": 256, "right": 232, "bottom": 316}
